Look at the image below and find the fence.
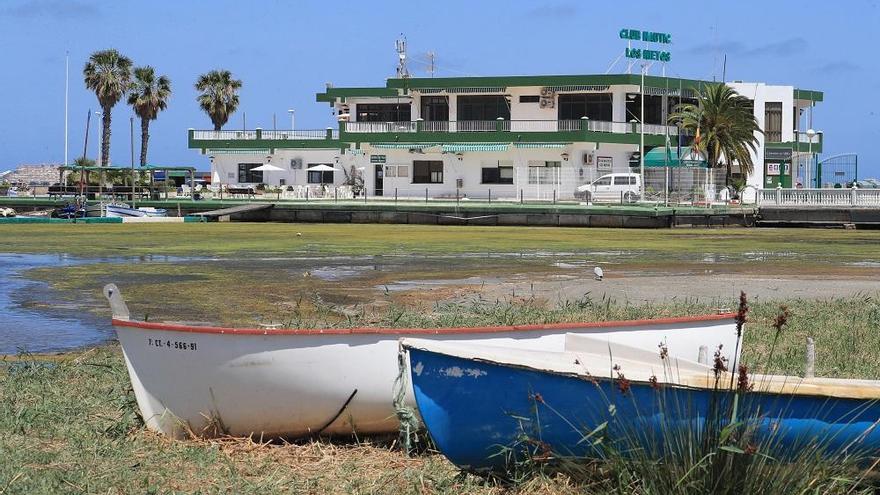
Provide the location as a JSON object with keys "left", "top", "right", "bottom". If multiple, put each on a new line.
{"left": 757, "top": 187, "right": 880, "bottom": 207}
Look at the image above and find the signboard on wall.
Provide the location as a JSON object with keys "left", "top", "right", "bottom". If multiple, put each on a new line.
{"left": 596, "top": 156, "right": 613, "bottom": 171}
{"left": 370, "top": 155, "right": 387, "bottom": 164}
{"left": 764, "top": 148, "right": 792, "bottom": 162}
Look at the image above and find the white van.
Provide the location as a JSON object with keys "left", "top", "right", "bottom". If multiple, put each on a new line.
{"left": 575, "top": 173, "right": 641, "bottom": 203}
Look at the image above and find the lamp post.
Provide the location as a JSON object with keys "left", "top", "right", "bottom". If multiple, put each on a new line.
{"left": 130, "top": 116, "right": 136, "bottom": 208}
{"left": 288, "top": 109, "right": 295, "bottom": 131}
{"left": 640, "top": 64, "right": 645, "bottom": 200}
{"left": 806, "top": 128, "right": 817, "bottom": 188}
{"left": 95, "top": 110, "right": 103, "bottom": 196}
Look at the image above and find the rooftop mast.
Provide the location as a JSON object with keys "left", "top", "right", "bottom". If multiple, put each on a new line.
{"left": 395, "top": 35, "right": 410, "bottom": 79}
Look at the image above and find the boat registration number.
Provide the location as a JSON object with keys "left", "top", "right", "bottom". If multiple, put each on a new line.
{"left": 147, "top": 338, "right": 198, "bottom": 351}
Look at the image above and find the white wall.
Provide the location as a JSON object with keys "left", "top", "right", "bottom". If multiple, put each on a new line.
{"left": 353, "top": 143, "right": 635, "bottom": 200}
{"left": 729, "top": 82, "right": 795, "bottom": 190}
{"left": 210, "top": 149, "right": 343, "bottom": 187}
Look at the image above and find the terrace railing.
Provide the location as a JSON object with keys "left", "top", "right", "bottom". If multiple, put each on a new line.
{"left": 191, "top": 120, "right": 683, "bottom": 141}
{"left": 260, "top": 129, "right": 332, "bottom": 140}
{"left": 192, "top": 130, "right": 259, "bottom": 140}
{"left": 343, "top": 119, "right": 680, "bottom": 136}
{"left": 191, "top": 128, "right": 338, "bottom": 141}
{"left": 758, "top": 187, "right": 880, "bottom": 207}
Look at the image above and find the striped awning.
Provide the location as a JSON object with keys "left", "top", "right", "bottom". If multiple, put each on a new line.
{"left": 513, "top": 143, "right": 570, "bottom": 149}
{"left": 442, "top": 143, "right": 509, "bottom": 152}
{"left": 370, "top": 143, "right": 437, "bottom": 150}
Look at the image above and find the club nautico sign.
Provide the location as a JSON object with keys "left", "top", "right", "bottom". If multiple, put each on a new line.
{"left": 620, "top": 28, "right": 672, "bottom": 62}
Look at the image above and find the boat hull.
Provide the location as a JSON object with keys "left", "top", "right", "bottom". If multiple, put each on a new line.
{"left": 407, "top": 346, "right": 880, "bottom": 472}
{"left": 112, "top": 315, "right": 739, "bottom": 439}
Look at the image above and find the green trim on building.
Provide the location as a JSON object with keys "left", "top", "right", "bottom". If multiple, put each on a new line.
{"left": 794, "top": 89, "right": 824, "bottom": 102}
{"left": 765, "top": 135, "right": 823, "bottom": 154}
{"left": 386, "top": 74, "right": 711, "bottom": 93}
{"left": 315, "top": 87, "right": 400, "bottom": 103}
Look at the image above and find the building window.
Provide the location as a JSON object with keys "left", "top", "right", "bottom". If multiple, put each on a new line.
{"left": 765, "top": 102, "right": 783, "bottom": 142}
{"left": 624, "top": 94, "right": 665, "bottom": 125}
{"left": 481, "top": 162, "right": 514, "bottom": 184}
{"left": 356, "top": 103, "right": 411, "bottom": 122}
{"left": 420, "top": 96, "right": 449, "bottom": 121}
{"left": 528, "top": 161, "right": 561, "bottom": 185}
{"left": 558, "top": 93, "right": 613, "bottom": 121}
{"left": 412, "top": 161, "right": 444, "bottom": 184}
{"left": 519, "top": 95, "right": 540, "bottom": 103}
{"left": 457, "top": 95, "right": 510, "bottom": 121}
{"left": 237, "top": 163, "right": 263, "bottom": 183}
{"left": 307, "top": 171, "right": 334, "bottom": 184}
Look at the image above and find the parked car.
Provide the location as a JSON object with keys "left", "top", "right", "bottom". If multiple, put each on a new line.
{"left": 575, "top": 173, "right": 641, "bottom": 203}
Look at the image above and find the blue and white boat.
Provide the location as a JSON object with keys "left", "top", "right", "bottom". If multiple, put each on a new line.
{"left": 86, "top": 203, "right": 167, "bottom": 218}
{"left": 401, "top": 337, "right": 880, "bottom": 473}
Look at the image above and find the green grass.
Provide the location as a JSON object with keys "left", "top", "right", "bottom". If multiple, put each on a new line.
{"left": 2, "top": 296, "right": 879, "bottom": 494}
{"left": 2, "top": 223, "right": 880, "bottom": 261}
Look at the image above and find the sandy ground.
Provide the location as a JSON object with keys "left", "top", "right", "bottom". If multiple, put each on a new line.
{"left": 427, "top": 271, "right": 880, "bottom": 306}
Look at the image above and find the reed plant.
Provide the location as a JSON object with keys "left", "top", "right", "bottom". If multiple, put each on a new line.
{"left": 490, "top": 295, "right": 880, "bottom": 494}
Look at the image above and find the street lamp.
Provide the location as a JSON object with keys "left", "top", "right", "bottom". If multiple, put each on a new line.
{"left": 288, "top": 109, "right": 295, "bottom": 131}
{"left": 806, "top": 128, "right": 817, "bottom": 188}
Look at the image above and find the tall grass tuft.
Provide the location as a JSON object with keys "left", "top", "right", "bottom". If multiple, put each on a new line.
{"left": 492, "top": 298, "right": 880, "bottom": 494}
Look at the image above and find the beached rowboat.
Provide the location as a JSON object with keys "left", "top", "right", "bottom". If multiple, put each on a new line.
{"left": 402, "top": 338, "right": 880, "bottom": 472}
{"left": 103, "top": 283, "right": 742, "bottom": 439}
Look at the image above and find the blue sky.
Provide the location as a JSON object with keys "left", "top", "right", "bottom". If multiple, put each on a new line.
{"left": 1, "top": 0, "right": 878, "bottom": 176}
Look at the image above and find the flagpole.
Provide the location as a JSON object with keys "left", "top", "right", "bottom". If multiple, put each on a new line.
{"left": 64, "top": 51, "right": 69, "bottom": 167}
{"left": 639, "top": 64, "right": 645, "bottom": 200}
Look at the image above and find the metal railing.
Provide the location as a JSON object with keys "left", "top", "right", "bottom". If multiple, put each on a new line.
{"left": 344, "top": 119, "right": 680, "bottom": 135}
{"left": 192, "top": 130, "right": 258, "bottom": 140}
{"left": 192, "top": 120, "right": 685, "bottom": 140}
{"left": 794, "top": 131, "right": 822, "bottom": 144}
{"left": 260, "top": 130, "right": 330, "bottom": 140}
{"left": 758, "top": 187, "right": 880, "bottom": 207}
{"left": 344, "top": 121, "right": 417, "bottom": 133}
{"left": 192, "top": 129, "right": 337, "bottom": 140}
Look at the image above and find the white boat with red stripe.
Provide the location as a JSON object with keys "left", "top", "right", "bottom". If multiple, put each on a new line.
{"left": 103, "top": 283, "right": 741, "bottom": 439}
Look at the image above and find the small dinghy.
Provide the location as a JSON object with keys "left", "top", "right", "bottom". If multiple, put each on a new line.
{"left": 103, "top": 283, "right": 742, "bottom": 439}
{"left": 86, "top": 203, "right": 167, "bottom": 218}
{"left": 401, "top": 338, "right": 880, "bottom": 472}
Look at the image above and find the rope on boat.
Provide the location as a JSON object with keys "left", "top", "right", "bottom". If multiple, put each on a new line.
{"left": 394, "top": 343, "right": 422, "bottom": 455}
{"left": 312, "top": 388, "right": 358, "bottom": 437}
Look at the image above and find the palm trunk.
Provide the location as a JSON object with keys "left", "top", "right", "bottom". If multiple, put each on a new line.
{"left": 213, "top": 121, "right": 221, "bottom": 131}
{"left": 100, "top": 106, "right": 111, "bottom": 195}
{"left": 101, "top": 108, "right": 111, "bottom": 167}
{"left": 140, "top": 118, "right": 150, "bottom": 166}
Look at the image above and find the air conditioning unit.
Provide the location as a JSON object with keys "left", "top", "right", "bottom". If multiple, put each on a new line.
{"left": 290, "top": 158, "right": 302, "bottom": 170}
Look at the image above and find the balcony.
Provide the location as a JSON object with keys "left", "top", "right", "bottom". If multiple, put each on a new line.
{"left": 188, "top": 119, "right": 685, "bottom": 151}
{"left": 343, "top": 119, "right": 679, "bottom": 136}
{"left": 765, "top": 131, "right": 823, "bottom": 154}
{"left": 188, "top": 127, "right": 340, "bottom": 151}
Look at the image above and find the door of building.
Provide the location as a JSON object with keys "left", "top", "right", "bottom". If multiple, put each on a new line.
{"left": 374, "top": 164, "right": 384, "bottom": 196}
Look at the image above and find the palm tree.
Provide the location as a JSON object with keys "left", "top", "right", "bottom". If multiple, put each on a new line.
{"left": 128, "top": 66, "right": 172, "bottom": 166}
{"left": 669, "top": 83, "right": 761, "bottom": 186}
{"left": 195, "top": 70, "right": 242, "bottom": 131}
{"left": 83, "top": 49, "right": 133, "bottom": 167}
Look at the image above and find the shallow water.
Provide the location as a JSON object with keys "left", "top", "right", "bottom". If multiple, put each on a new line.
{"left": 0, "top": 253, "right": 112, "bottom": 354}
{"left": 3, "top": 246, "right": 878, "bottom": 355}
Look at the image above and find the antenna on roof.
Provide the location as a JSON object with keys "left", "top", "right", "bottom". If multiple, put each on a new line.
{"left": 721, "top": 54, "right": 727, "bottom": 83}
{"left": 426, "top": 51, "right": 435, "bottom": 78}
{"left": 395, "top": 34, "right": 410, "bottom": 79}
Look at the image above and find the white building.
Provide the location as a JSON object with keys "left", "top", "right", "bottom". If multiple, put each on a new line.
{"left": 2, "top": 164, "right": 63, "bottom": 186}
{"left": 190, "top": 74, "right": 823, "bottom": 202}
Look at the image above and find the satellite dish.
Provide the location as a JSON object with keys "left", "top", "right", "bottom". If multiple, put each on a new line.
{"left": 593, "top": 266, "right": 604, "bottom": 281}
